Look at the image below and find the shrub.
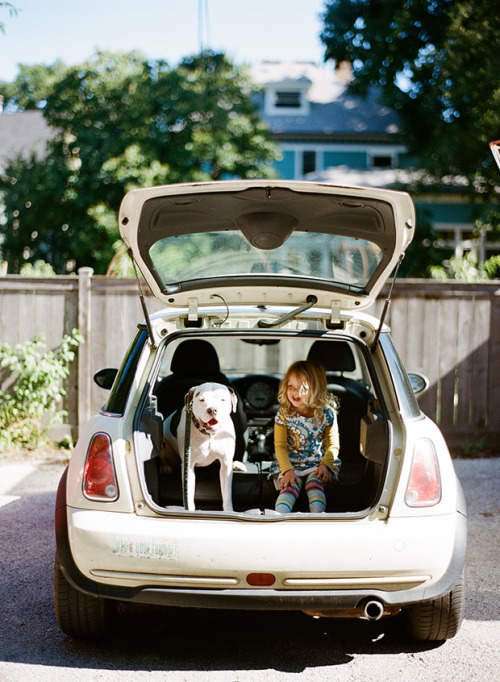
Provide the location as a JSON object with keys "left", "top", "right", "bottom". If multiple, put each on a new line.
{"left": 0, "top": 329, "right": 83, "bottom": 449}
{"left": 19, "top": 260, "right": 57, "bottom": 277}
{"left": 429, "top": 252, "right": 500, "bottom": 281}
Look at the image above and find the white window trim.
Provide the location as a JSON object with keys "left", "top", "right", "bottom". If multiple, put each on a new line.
{"left": 264, "top": 88, "right": 310, "bottom": 116}
{"left": 279, "top": 142, "right": 405, "bottom": 179}
{"left": 433, "top": 222, "right": 484, "bottom": 260}
{"left": 367, "top": 147, "right": 398, "bottom": 168}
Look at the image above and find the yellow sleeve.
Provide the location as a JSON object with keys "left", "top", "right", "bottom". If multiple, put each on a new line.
{"left": 274, "top": 421, "right": 293, "bottom": 474}
{"left": 321, "top": 423, "right": 341, "bottom": 478}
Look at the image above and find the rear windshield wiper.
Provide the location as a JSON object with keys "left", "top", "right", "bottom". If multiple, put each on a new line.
{"left": 258, "top": 295, "right": 318, "bottom": 328}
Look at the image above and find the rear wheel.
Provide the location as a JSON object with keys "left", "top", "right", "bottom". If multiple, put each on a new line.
{"left": 54, "top": 553, "right": 117, "bottom": 638}
{"left": 405, "top": 571, "right": 465, "bottom": 641}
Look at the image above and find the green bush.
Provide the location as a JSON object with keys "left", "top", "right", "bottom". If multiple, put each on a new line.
{"left": 0, "top": 329, "right": 83, "bottom": 449}
{"left": 429, "top": 252, "right": 500, "bottom": 281}
{"left": 19, "top": 260, "right": 57, "bottom": 277}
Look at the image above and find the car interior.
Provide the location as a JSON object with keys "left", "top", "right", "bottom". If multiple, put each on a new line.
{"left": 138, "top": 333, "right": 390, "bottom": 514}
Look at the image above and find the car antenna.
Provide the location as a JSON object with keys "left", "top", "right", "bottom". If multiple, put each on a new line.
{"left": 129, "top": 249, "right": 157, "bottom": 349}
{"left": 371, "top": 254, "right": 404, "bottom": 353}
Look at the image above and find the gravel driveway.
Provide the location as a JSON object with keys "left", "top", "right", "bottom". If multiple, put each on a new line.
{"left": 0, "top": 455, "right": 498, "bottom": 681}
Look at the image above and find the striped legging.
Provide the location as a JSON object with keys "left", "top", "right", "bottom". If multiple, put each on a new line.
{"left": 275, "top": 473, "right": 326, "bottom": 513}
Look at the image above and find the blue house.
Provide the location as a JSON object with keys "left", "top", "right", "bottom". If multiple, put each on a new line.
{"left": 251, "top": 61, "right": 405, "bottom": 179}
{"left": 251, "top": 61, "right": 498, "bottom": 264}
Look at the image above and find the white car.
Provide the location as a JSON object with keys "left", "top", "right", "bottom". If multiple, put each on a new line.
{"left": 54, "top": 180, "right": 466, "bottom": 642}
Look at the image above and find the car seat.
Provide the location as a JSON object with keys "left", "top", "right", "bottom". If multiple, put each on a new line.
{"left": 307, "top": 340, "right": 370, "bottom": 496}
{"left": 155, "top": 339, "right": 247, "bottom": 459}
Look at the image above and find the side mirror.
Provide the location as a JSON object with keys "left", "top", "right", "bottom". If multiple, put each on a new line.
{"left": 93, "top": 367, "right": 118, "bottom": 390}
{"left": 408, "top": 372, "right": 430, "bottom": 395}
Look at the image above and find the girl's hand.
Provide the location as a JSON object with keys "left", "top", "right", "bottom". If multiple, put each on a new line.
{"left": 280, "top": 469, "right": 300, "bottom": 491}
{"left": 314, "top": 464, "right": 330, "bottom": 484}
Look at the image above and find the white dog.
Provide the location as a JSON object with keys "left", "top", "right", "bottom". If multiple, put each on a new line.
{"left": 162, "top": 382, "right": 238, "bottom": 511}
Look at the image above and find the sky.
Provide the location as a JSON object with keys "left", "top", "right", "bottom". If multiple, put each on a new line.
{"left": 0, "top": 0, "right": 329, "bottom": 82}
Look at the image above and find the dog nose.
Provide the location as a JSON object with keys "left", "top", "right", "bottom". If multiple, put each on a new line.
{"left": 207, "top": 407, "right": 217, "bottom": 416}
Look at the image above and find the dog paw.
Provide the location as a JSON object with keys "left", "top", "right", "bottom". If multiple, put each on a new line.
{"left": 232, "top": 460, "right": 247, "bottom": 472}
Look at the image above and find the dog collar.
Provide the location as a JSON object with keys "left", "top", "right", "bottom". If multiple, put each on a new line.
{"left": 191, "top": 414, "right": 215, "bottom": 436}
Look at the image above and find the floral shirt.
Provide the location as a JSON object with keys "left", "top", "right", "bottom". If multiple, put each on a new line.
{"left": 270, "top": 405, "right": 340, "bottom": 477}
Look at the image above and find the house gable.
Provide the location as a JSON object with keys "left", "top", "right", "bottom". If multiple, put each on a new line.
{"left": 0, "top": 109, "right": 53, "bottom": 171}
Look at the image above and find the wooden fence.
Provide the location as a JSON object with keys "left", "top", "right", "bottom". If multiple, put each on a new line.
{"left": 374, "top": 280, "right": 500, "bottom": 450}
{"left": 1, "top": 270, "right": 499, "bottom": 450}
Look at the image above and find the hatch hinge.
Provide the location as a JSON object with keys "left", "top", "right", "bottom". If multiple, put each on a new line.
{"left": 371, "top": 254, "right": 404, "bottom": 353}
{"left": 129, "top": 249, "right": 157, "bottom": 349}
{"left": 330, "top": 300, "right": 341, "bottom": 325}
{"left": 187, "top": 298, "right": 200, "bottom": 326}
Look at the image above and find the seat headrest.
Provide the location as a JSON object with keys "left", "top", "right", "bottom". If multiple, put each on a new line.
{"left": 307, "top": 340, "right": 356, "bottom": 373}
{"left": 170, "top": 339, "right": 221, "bottom": 374}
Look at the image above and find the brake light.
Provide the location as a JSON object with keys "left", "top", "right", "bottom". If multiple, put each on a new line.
{"left": 83, "top": 433, "right": 119, "bottom": 501}
{"left": 405, "top": 439, "right": 441, "bottom": 507}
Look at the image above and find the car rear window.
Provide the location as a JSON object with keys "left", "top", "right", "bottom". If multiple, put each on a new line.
{"left": 149, "top": 231, "right": 383, "bottom": 292}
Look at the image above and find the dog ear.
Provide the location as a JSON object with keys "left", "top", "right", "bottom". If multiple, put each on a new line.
{"left": 185, "top": 387, "right": 197, "bottom": 410}
{"left": 228, "top": 386, "right": 238, "bottom": 413}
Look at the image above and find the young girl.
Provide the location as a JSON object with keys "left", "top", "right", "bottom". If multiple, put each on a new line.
{"left": 271, "top": 360, "right": 341, "bottom": 513}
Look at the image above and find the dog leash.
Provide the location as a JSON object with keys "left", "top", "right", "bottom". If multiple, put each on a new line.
{"left": 183, "top": 400, "right": 192, "bottom": 510}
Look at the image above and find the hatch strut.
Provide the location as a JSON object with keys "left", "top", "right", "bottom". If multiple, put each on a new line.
{"left": 371, "top": 255, "right": 404, "bottom": 352}
{"left": 258, "top": 295, "right": 318, "bottom": 328}
{"left": 129, "top": 249, "right": 157, "bottom": 349}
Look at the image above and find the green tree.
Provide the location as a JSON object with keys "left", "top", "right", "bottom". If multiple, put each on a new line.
{"left": 320, "top": 1, "right": 500, "bottom": 189}
{"left": 0, "top": 50, "right": 279, "bottom": 274}
{"left": 156, "top": 52, "right": 278, "bottom": 181}
{"left": 398, "top": 218, "right": 444, "bottom": 278}
{"left": 0, "top": 61, "right": 68, "bottom": 110}
{"left": 1, "top": 146, "right": 118, "bottom": 273}
{"left": 0, "top": 2, "right": 16, "bottom": 33}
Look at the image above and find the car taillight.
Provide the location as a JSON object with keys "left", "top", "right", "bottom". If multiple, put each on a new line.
{"left": 83, "top": 433, "right": 119, "bottom": 501}
{"left": 405, "top": 438, "right": 441, "bottom": 507}
{"left": 246, "top": 573, "right": 276, "bottom": 586}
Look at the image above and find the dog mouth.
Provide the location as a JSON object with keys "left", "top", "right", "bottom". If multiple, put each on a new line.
{"left": 201, "top": 417, "right": 219, "bottom": 429}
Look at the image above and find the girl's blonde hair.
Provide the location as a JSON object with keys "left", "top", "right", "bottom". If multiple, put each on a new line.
{"left": 278, "top": 360, "right": 338, "bottom": 420}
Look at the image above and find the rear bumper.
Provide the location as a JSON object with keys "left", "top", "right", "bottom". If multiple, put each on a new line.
{"left": 55, "top": 468, "right": 467, "bottom": 613}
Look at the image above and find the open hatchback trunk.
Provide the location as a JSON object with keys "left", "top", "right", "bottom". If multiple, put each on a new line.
{"left": 119, "top": 180, "right": 416, "bottom": 313}
{"left": 116, "top": 180, "right": 418, "bottom": 516}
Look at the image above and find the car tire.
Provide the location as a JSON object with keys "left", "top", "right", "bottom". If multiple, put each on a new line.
{"left": 54, "top": 553, "right": 117, "bottom": 638}
{"left": 405, "top": 571, "right": 465, "bottom": 641}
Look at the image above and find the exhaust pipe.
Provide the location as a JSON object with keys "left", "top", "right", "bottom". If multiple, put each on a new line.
{"left": 363, "top": 599, "right": 385, "bottom": 621}
{"left": 303, "top": 601, "right": 400, "bottom": 620}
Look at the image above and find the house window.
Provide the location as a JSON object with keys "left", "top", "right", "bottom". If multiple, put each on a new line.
{"left": 372, "top": 155, "right": 393, "bottom": 168}
{"left": 265, "top": 87, "right": 309, "bottom": 116}
{"left": 275, "top": 91, "right": 301, "bottom": 108}
{"left": 302, "top": 151, "right": 316, "bottom": 175}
